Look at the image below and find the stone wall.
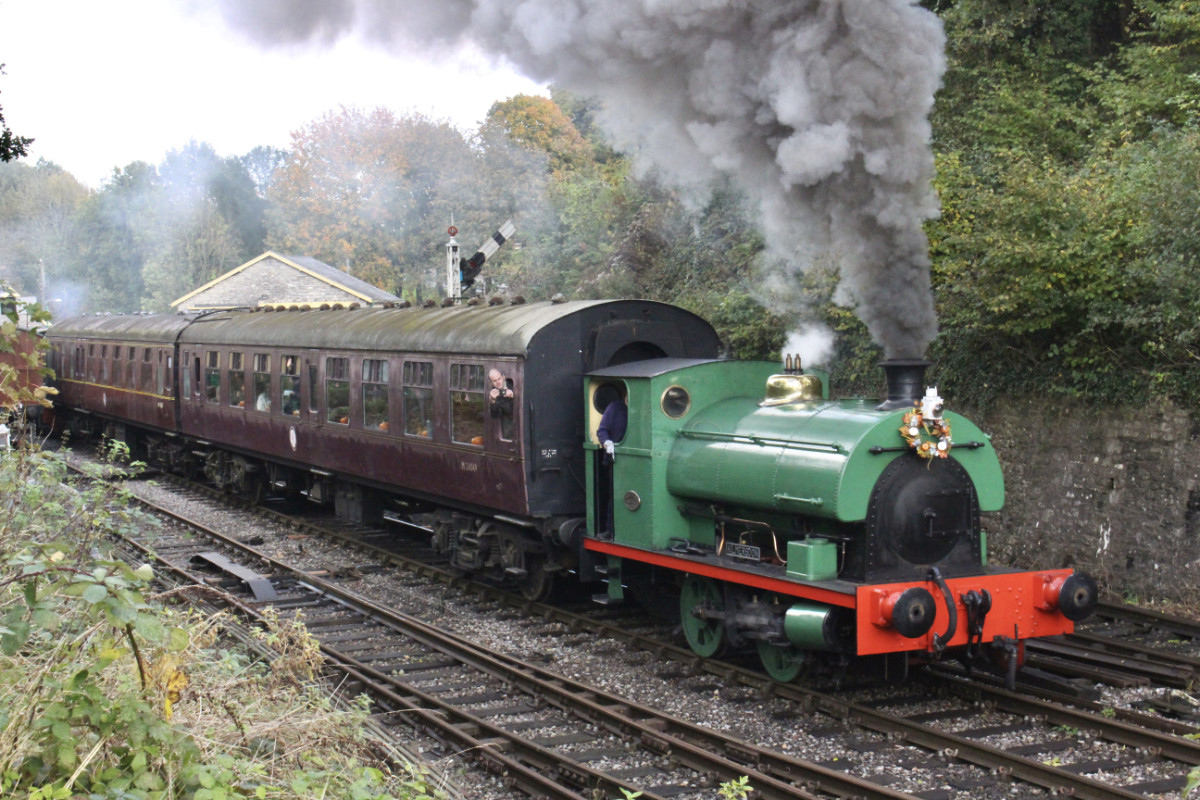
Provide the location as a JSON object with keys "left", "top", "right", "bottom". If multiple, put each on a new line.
{"left": 184, "top": 258, "right": 363, "bottom": 309}
{"left": 974, "top": 397, "right": 1200, "bottom": 605}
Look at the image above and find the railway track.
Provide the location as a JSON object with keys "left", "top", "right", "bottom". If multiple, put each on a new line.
{"left": 76, "top": 453, "right": 1200, "bottom": 799}
{"left": 1028, "top": 603, "right": 1200, "bottom": 693}
{"left": 114, "top": 483, "right": 915, "bottom": 800}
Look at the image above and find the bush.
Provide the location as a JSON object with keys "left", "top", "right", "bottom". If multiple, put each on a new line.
{"left": 0, "top": 442, "right": 442, "bottom": 799}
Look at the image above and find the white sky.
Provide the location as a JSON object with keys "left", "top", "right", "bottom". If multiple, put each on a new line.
{"left": 0, "top": 0, "right": 547, "bottom": 189}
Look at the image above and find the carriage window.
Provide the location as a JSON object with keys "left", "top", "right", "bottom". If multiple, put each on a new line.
{"left": 253, "top": 353, "right": 271, "bottom": 412}
{"left": 363, "top": 359, "right": 389, "bottom": 431}
{"left": 74, "top": 346, "right": 83, "bottom": 379}
{"left": 182, "top": 352, "right": 192, "bottom": 398}
{"left": 127, "top": 347, "right": 139, "bottom": 389}
{"left": 157, "top": 351, "right": 168, "bottom": 396}
{"left": 141, "top": 351, "right": 154, "bottom": 392}
{"left": 229, "top": 352, "right": 245, "bottom": 407}
{"left": 205, "top": 351, "right": 220, "bottom": 403}
{"left": 326, "top": 357, "right": 350, "bottom": 424}
{"left": 87, "top": 344, "right": 96, "bottom": 382}
{"left": 308, "top": 363, "right": 319, "bottom": 413}
{"left": 450, "top": 363, "right": 485, "bottom": 446}
{"left": 112, "top": 346, "right": 123, "bottom": 386}
{"left": 101, "top": 345, "right": 110, "bottom": 383}
{"left": 403, "top": 361, "right": 433, "bottom": 438}
{"left": 281, "top": 355, "right": 299, "bottom": 416}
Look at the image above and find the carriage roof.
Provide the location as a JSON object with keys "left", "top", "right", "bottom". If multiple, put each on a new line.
{"left": 51, "top": 300, "right": 713, "bottom": 360}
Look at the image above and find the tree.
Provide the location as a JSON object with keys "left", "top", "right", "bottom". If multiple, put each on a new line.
{"left": 75, "top": 161, "right": 160, "bottom": 314}
{"left": 0, "top": 64, "right": 32, "bottom": 163}
{"left": 207, "top": 153, "right": 269, "bottom": 257}
{"left": 923, "top": 2, "right": 1200, "bottom": 407}
{"left": 1089, "top": 1, "right": 1200, "bottom": 143}
{"left": 123, "top": 142, "right": 268, "bottom": 310}
{"left": 930, "top": 1, "right": 1131, "bottom": 164}
{"left": 239, "top": 145, "right": 289, "bottom": 198}
{"left": 0, "top": 160, "right": 88, "bottom": 312}
{"left": 266, "top": 107, "right": 486, "bottom": 298}
{"left": 481, "top": 95, "right": 595, "bottom": 177}
{"left": 142, "top": 202, "right": 243, "bottom": 310}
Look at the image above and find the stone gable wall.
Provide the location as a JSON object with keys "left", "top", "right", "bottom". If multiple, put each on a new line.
{"left": 975, "top": 397, "right": 1200, "bottom": 605}
{"left": 181, "top": 258, "right": 364, "bottom": 310}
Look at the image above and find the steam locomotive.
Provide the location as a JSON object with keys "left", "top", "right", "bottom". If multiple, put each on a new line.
{"left": 45, "top": 299, "right": 1096, "bottom": 682}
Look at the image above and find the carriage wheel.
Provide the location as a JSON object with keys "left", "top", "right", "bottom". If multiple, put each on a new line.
{"left": 519, "top": 557, "right": 555, "bottom": 602}
{"left": 680, "top": 575, "right": 726, "bottom": 658}
{"left": 245, "top": 476, "right": 266, "bottom": 505}
{"left": 204, "top": 451, "right": 226, "bottom": 487}
{"left": 758, "top": 641, "right": 805, "bottom": 683}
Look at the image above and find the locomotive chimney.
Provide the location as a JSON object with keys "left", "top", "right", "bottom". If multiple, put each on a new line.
{"left": 876, "top": 359, "right": 931, "bottom": 411}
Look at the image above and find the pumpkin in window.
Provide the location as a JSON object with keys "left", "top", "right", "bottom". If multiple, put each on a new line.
{"left": 470, "top": 435, "right": 483, "bottom": 445}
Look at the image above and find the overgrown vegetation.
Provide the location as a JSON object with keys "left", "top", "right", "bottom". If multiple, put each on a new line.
{"left": 0, "top": 440, "right": 449, "bottom": 799}
{"left": 0, "top": 438, "right": 446, "bottom": 799}
{"left": 5, "top": 3, "right": 1200, "bottom": 406}
{"left": 922, "top": 0, "right": 1200, "bottom": 408}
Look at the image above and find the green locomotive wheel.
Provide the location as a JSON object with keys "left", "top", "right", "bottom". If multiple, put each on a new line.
{"left": 680, "top": 575, "right": 726, "bottom": 658}
{"left": 757, "top": 641, "right": 805, "bottom": 683}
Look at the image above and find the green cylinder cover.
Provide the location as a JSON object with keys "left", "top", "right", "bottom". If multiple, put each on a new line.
{"left": 783, "top": 602, "right": 843, "bottom": 651}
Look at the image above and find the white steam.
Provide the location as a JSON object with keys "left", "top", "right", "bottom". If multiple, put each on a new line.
{"left": 784, "top": 324, "right": 835, "bottom": 369}
{"left": 200, "top": 0, "right": 944, "bottom": 358}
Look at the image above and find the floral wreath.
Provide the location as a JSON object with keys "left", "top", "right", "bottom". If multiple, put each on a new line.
{"left": 899, "top": 406, "right": 952, "bottom": 460}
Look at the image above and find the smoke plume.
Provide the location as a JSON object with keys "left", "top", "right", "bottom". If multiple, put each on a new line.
{"left": 203, "top": 0, "right": 944, "bottom": 358}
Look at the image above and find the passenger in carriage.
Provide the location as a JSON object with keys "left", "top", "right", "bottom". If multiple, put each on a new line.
{"left": 488, "top": 368, "right": 514, "bottom": 439}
